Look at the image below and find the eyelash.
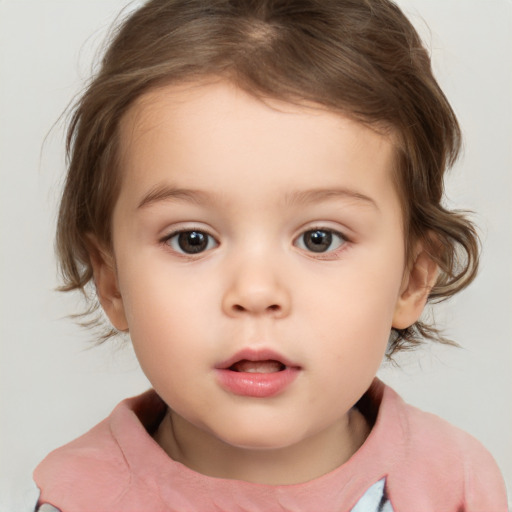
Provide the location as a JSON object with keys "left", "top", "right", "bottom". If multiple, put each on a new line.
{"left": 159, "top": 226, "right": 349, "bottom": 256}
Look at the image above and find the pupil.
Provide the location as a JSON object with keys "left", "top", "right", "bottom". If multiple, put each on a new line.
{"left": 178, "top": 231, "right": 207, "bottom": 253}
{"left": 305, "top": 230, "right": 332, "bottom": 252}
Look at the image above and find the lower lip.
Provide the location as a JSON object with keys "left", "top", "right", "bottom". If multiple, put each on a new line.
{"left": 215, "top": 368, "right": 300, "bottom": 398}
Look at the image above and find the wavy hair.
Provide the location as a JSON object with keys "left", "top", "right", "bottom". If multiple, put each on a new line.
{"left": 56, "top": 0, "right": 479, "bottom": 353}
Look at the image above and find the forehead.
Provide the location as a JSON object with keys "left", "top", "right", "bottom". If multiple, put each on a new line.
{"left": 115, "top": 80, "right": 399, "bottom": 210}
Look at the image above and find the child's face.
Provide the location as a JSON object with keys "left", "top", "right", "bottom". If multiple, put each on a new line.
{"left": 94, "top": 81, "right": 426, "bottom": 468}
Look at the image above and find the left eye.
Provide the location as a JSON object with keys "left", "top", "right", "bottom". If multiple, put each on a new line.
{"left": 164, "top": 230, "right": 218, "bottom": 254}
{"left": 295, "top": 229, "right": 346, "bottom": 253}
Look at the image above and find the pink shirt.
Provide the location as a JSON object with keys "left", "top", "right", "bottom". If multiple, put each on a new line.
{"left": 34, "top": 379, "right": 507, "bottom": 511}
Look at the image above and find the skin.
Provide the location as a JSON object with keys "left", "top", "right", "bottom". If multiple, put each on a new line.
{"left": 90, "top": 80, "right": 437, "bottom": 485}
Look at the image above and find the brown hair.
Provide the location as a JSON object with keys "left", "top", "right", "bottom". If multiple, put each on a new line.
{"left": 56, "top": 0, "right": 479, "bottom": 354}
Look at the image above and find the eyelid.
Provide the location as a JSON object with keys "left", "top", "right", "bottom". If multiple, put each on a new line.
{"left": 294, "top": 223, "right": 350, "bottom": 241}
{"left": 159, "top": 222, "right": 218, "bottom": 241}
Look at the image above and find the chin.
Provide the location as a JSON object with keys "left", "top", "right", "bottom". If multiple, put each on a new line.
{"left": 214, "top": 423, "right": 310, "bottom": 452}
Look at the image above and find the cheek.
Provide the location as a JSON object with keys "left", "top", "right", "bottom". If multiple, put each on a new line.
{"left": 115, "top": 255, "right": 201, "bottom": 348}
{"left": 303, "top": 251, "right": 403, "bottom": 361}
{"left": 304, "top": 292, "right": 391, "bottom": 408}
{"left": 118, "top": 246, "right": 204, "bottom": 314}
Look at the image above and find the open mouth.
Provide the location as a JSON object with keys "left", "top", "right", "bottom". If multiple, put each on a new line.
{"left": 216, "top": 350, "right": 300, "bottom": 397}
{"left": 229, "top": 359, "right": 287, "bottom": 374}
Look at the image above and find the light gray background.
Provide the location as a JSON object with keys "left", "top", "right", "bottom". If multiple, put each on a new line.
{"left": 1, "top": 0, "right": 511, "bottom": 501}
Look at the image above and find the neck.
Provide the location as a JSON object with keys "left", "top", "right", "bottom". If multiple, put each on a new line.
{"left": 154, "top": 408, "right": 370, "bottom": 485}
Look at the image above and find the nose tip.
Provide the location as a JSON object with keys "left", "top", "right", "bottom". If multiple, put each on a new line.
{"left": 222, "top": 273, "right": 291, "bottom": 318}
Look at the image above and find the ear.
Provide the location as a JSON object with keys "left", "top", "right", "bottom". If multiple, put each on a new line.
{"left": 392, "top": 241, "right": 438, "bottom": 330}
{"left": 87, "top": 235, "right": 129, "bottom": 332}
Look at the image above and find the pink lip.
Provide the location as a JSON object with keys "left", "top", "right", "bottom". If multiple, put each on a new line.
{"left": 215, "top": 348, "right": 301, "bottom": 398}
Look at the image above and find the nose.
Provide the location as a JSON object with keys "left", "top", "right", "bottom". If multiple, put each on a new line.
{"left": 221, "top": 258, "right": 291, "bottom": 318}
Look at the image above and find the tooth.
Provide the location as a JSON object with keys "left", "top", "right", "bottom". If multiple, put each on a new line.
{"left": 231, "top": 360, "right": 285, "bottom": 373}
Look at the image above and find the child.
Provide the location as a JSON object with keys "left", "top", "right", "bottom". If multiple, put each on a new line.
{"left": 32, "top": 0, "right": 507, "bottom": 510}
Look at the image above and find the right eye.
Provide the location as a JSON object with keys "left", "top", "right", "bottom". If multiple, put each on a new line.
{"left": 163, "top": 230, "right": 218, "bottom": 254}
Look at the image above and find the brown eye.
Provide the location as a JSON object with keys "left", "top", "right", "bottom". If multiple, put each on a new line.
{"left": 166, "top": 230, "right": 217, "bottom": 254}
{"left": 296, "top": 229, "right": 345, "bottom": 253}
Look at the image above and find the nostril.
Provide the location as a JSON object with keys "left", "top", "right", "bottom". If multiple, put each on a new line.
{"left": 231, "top": 304, "right": 280, "bottom": 313}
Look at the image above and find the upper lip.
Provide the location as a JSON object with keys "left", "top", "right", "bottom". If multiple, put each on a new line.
{"left": 215, "top": 348, "right": 301, "bottom": 370}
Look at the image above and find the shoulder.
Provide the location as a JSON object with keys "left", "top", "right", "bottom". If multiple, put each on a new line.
{"left": 33, "top": 414, "right": 129, "bottom": 509}
{"left": 33, "top": 390, "right": 166, "bottom": 511}
{"left": 399, "top": 394, "right": 501, "bottom": 473}
{"left": 378, "top": 383, "right": 508, "bottom": 511}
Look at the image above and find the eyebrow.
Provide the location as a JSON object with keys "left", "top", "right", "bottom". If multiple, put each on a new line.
{"left": 285, "top": 188, "right": 378, "bottom": 210}
{"left": 137, "top": 185, "right": 213, "bottom": 209}
{"left": 137, "top": 184, "right": 378, "bottom": 211}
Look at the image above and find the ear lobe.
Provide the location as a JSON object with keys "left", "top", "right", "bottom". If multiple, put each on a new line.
{"left": 87, "top": 235, "right": 129, "bottom": 332}
{"left": 392, "top": 245, "right": 438, "bottom": 330}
